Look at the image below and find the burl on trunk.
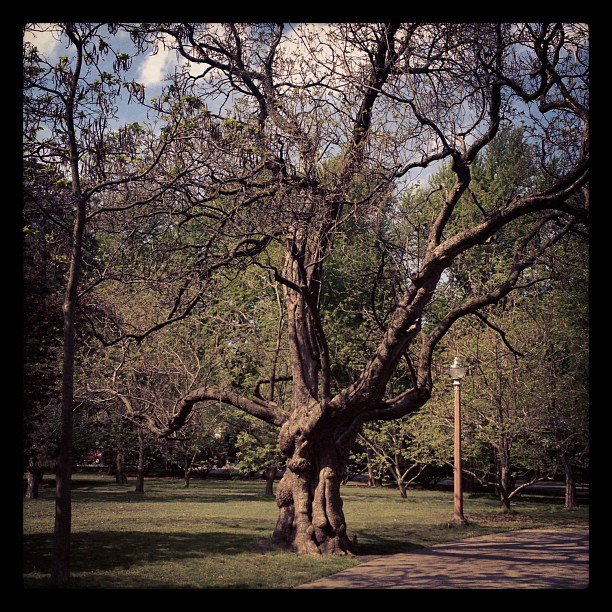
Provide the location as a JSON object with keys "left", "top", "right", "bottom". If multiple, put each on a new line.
{"left": 272, "top": 412, "right": 352, "bottom": 555}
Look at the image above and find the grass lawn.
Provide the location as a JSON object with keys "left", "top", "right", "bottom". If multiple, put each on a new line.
{"left": 22, "top": 473, "right": 588, "bottom": 589}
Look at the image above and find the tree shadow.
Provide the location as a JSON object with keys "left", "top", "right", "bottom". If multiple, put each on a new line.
{"left": 39, "top": 478, "right": 269, "bottom": 504}
{"left": 69, "top": 491, "right": 273, "bottom": 504}
{"left": 23, "top": 530, "right": 268, "bottom": 575}
{"left": 353, "top": 533, "right": 425, "bottom": 556}
{"left": 300, "top": 528, "right": 589, "bottom": 589}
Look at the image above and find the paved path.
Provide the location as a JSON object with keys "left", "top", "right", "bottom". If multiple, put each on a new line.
{"left": 296, "top": 526, "right": 589, "bottom": 589}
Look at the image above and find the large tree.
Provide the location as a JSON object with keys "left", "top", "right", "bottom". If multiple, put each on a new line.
{"left": 23, "top": 22, "right": 207, "bottom": 584}
{"left": 128, "top": 22, "right": 588, "bottom": 555}
{"left": 26, "top": 23, "right": 589, "bottom": 559}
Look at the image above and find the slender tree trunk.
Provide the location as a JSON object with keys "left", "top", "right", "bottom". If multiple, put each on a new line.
{"left": 265, "top": 466, "right": 278, "bottom": 496}
{"left": 366, "top": 448, "right": 375, "bottom": 487}
{"left": 398, "top": 480, "right": 407, "bottom": 499}
{"left": 499, "top": 490, "right": 511, "bottom": 512}
{"left": 51, "top": 31, "right": 85, "bottom": 588}
{"left": 135, "top": 429, "right": 145, "bottom": 493}
{"left": 115, "top": 448, "right": 127, "bottom": 485}
{"left": 366, "top": 446, "right": 380, "bottom": 487}
{"left": 51, "top": 196, "right": 86, "bottom": 588}
{"left": 563, "top": 459, "right": 578, "bottom": 509}
{"left": 393, "top": 463, "right": 407, "bottom": 499}
{"left": 495, "top": 433, "right": 513, "bottom": 512}
{"left": 25, "top": 466, "right": 45, "bottom": 499}
{"left": 499, "top": 462, "right": 512, "bottom": 512}
{"left": 184, "top": 464, "right": 191, "bottom": 488}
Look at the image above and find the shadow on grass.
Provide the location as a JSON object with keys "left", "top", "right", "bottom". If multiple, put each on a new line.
{"left": 69, "top": 491, "right": 273, "bottom": 505}
{"left": 23, "top": 574, "right": 267, "bottom": 589}
{"left": 23, "top": 530, "right": 266, "bottom": 575}
{"left": 465, "top": 491, "right": 589, "bottom": 506}
{"left": 354, "top": 533, "right": 425, "bottom": 556}
{"left": 39, "top": 479, "right": 275, "bottom": 505}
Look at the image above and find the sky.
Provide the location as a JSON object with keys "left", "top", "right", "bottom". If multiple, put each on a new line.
{"left": 24, "top": 24, "right": 183, "bottom": 126}
{"left": 23, "top": 24, "right": 325, "bottom": 123}
{"left": 23, "top": 23, "right": 380, "bottom": 127}
{"left": 25, "top": 22, "right": 572, "bottom": 191}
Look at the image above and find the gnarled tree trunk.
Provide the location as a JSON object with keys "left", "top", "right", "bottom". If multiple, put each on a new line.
{"left": 272, "top": 421, "right": 352, "bottom": 555}
{"left": 268, "top": 246, "right": 355, "bottom": 555}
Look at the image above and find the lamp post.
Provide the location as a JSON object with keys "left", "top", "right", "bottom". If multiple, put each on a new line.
{"left": 449, "top": 356, "right": 468, "bottom": 526}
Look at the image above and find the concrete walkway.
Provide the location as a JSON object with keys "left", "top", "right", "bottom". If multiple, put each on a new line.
{"left": 296, "top": 526, "right": 589, "bottom": 589}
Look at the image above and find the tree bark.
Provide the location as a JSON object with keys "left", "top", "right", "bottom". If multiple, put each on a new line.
{"left": 265, "top": 466, "right": 278, "bottom": 496}
{"left": 135, "top": 429, "right": 145, "bottom": 493}
{"left": 25, "top": 467, "right": 45, "bottom": 499}
{"left": 365, "top": 446, "right": 381, "bottom": 487}
{"left": 499, "top": 462, "right": 512, "bottom": 512}
{"left": 398, "top": 481, "right": 407, "bottom": 499}
{"left": 393, "top": 463, "right": 408, "bottom": 499}
{"left": 268, "top": 248, "right": 355, "bottom": 555}
{"left": 273, "top": 383, "right": 351, "bottom": 555}
{"left": 563, "top": 459, "right": 578, "bottom": 509}
{"left": 499, "top": 491, "right": 512, "bottom": 512}
{"left": 51, "top": 190, "right": 85, "bottom": 590}
{"left": 273, "top": 435, "right": 351, "bottom": 555}
{"left": 50, "top": 28, "right": 86, "bottom": 588}
{"left": 115, "top": 448, "right": 128, "bottom": 485}
{"left": 495, "top": 430, "right": 514, "bottom": 512}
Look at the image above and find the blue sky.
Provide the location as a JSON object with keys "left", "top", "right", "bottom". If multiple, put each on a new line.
{"left": 26, "top": 23, "right": 577, "bottom": 191}
{"left": 24, "top": 24, "right": 185, "bottom": 126}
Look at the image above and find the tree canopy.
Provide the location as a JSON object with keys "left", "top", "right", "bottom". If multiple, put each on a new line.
{"left": 23, "top": 22, "right": 589, "bottom": 571}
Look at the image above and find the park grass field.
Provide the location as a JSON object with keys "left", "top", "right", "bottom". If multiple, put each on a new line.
{"left": 22, "top": 473, "right": 588, "bottom": 589}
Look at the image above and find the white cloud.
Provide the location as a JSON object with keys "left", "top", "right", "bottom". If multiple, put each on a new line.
{"left": 279, "top": 24, "right": 335, "bottom": 82}
{"left": 180, "top": 57, "right": 208, "bottom": 79}
{"left": 137, "top": 36, "right": 177, "bottom": 87}
{"left": 23, "top": 24, "right": 62, "bottom": 57}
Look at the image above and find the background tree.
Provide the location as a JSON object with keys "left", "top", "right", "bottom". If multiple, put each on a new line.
{"left": 357, "top": 417, "right": 437, "bottom": 498}
{"left": 390, "top": 121, "right": 588, "bottom": 511}
{"left": 236, "top": 426, "right": 285, "bottom": 496}
{"left": 463, "top": 308, "right": 556, "bottom": 512}
{"left": 523, "top": 247, "right": 589, "bottom": 508}
{"left": 23, "top": 403, "right": 60, "bottom": 499}
{"left": 158, "top": 411, "right": 230, "bottom": 487}
{"left": 23, "top": 22, "right": 206, "bottom": 584}
{"left": 23, "top": 160, "right": 66, "bottom": 499}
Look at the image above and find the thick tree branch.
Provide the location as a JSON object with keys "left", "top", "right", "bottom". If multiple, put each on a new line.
{"left": 167, "top": 386, "right": 287, "bottom": 435}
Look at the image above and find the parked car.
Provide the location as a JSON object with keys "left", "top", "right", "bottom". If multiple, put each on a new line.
{"left": 84, "top": 450, "right": 103, "bottom": 464}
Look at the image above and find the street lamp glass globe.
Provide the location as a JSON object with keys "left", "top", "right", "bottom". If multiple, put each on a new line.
{"left": 449, "top": 356, "right": 466, "bottom": 380}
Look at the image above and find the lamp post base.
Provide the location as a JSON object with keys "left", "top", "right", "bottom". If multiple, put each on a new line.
{"left": 450, "top": 514, "right": 469, "bottom": 526}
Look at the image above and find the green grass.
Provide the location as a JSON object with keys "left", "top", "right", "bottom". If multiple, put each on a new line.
{"left": 22, "top": 474, "right": 588, "bottom": 589}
